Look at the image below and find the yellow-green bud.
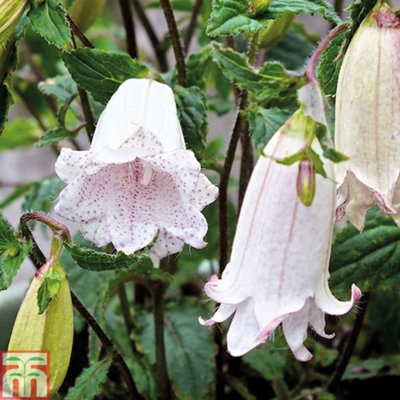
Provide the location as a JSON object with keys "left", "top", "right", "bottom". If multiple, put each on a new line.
{"left": 296, "top": 157, "right": 316, "bottom": 207}
{"left": 66, "top": 0, "right": 105, "bottom": 32}
{"left": 249, "top": 0, "right": 274, "bottom": 16}
{"left": 7, "top": 261, "right": 74, "bottom": 395}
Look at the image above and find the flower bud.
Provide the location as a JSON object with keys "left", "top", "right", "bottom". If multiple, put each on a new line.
{"left": 296, "top": 156, "right": 316, "bottom": 206}
{"left": 7, "top": 261, "right": 73, "bottom": 395}
{"left": 249, "top": 0, "right": 274, "bottom": 16}
{"left": 66, "top": 0, "right": 105, "bottom": 32}
{"left": 335, "top": 0, "right": 400, "bottom": 230}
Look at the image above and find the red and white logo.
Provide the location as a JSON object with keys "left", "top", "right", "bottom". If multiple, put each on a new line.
{"left": 0, "top": 351, "right": 50, "bottom": 399}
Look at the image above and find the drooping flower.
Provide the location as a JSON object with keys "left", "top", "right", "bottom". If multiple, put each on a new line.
{"left": 54, "top": 78, "right": 218, "bottom": 260}
{"left": 335, "top": 0, "right": 400, "bottom": 230}
{"left": 200, "top": 109, "right": 360, "bottom": 361}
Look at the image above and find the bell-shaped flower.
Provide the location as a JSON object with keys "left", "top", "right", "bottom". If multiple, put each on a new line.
{"left": 54, "top": 78, "right": 218, "bottom": 260}
{"left": 200, "top": 109, "right": 360, "bottom": 361}
{"left": 335, "top": 1, "right": 400, "bottom": 230}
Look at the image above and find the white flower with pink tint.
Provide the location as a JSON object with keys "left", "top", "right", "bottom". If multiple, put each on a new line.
{"left": 54, "top": 78, "right": 218, "bottom": 260}
{"left": 200, "top": 109, "right": 360, "bottom": 361}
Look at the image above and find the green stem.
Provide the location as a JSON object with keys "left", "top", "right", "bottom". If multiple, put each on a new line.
{"left": 159, "top": 0, "right": 187, "bottom": 87}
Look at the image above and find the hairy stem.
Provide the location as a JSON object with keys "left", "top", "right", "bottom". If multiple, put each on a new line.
{"left": 306, "top": 23, "right": 348, "bottom": 85}
{"left": 219, "top": 90, "right": 248, "bottom": 273}
{"left": 131, "top": 0, "right": 168, "bottom": 71}
{"left": 152, "top": 280, "right": 171, "bottom": 400}
{"left": 118, "top": 0, "right": 138, "bottom": 59}
{"left": 328, "top": 292, "right": 370, "bottom": 393}
{"left": 184, "top": 0, "right": 204, "bottom": 54}
{"left": 160, "top": 0, "right": 187, "bottom": 87}
{"left": 19, "top": 220, "right": 143, "bottom": 400}
{"left": 66, "top": 14, "right": 95, "bottom": 48}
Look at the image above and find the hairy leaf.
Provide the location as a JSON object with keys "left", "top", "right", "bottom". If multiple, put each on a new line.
{"left": 331, "top": 208, "right": 400, "bottom": 292}
{"left": 207, "top": 0, "right": 339, "bottom": 37}
{"left": 65, "top": 359, "right": 111, "bottom": 400}
{"left": 174, "top": 86, "right": 208, "bottom": 158}
{"left": 348, "top": 0, "right": 378, "bottom": 33}
{"left": 212, "top": 46, "right": 304, "bottom": 103}
{"left": 0, "top": 214, "right": 31, "bottom": 291}
{"left": 28, "top": 0, "right": 71, "bottom": 48}
{"left": 62, "top": 48, "right": 149, "bottom": 104}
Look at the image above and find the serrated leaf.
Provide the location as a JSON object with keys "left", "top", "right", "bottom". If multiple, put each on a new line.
{"left": 348, "top": 0, "right": 378, "bottom": 33}
{"left": 247, "top": 106, "right": 292, "bottom": 148}
{"left": 0, "top": 214, "right": 31, "bottom": 291}
{"left": 330, "top": 207, "right": 400, "bottom": 292}
{"left": 317, "top": 28, "right": 348, "bottom": 96}
{"left": 64, "top": 245, "right": 170, "bottom": 283}
{"left": 65, "top": 359, "right": 111, "bottom": 400}
{"left": 38, "top": 74, "right": 77, "bottom": 103}
{"left": 62, "top": 48, "right": 149, "bottom": 104}
{"left": 36, "top": 127, "right": 75, "bottom": 147}
{"left": 212, "top": 46, "right": 304, "bottom": 103}
{"left": 0, "top": 119, "right": 41, "bottom": 150}
{"left": 174, "top": 86, "right": 207, "bottom": 158}
{"left": 28, "top": 0, "right": 71, "bottom": 48}
{"left": 186, "top": 47, "right": 212, "bottom": 90}
{"left": 207, "top": 0, "right": 339, "bottom": 37}
{"left": 22, "top": 176, "right": 65, "bottom": 213}
{"left": 138, "top": 298, "right": 216, "bottom": 400}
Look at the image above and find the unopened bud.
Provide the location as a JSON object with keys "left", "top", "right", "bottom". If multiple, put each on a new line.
{"left": 249, "top": 0, "right": 274, "bottom": 16}
{"left": 296, "top": 157, "right": 316, "bottom": 206}
{"left": 7, "top": 260, "right": 73, "bottom": 395}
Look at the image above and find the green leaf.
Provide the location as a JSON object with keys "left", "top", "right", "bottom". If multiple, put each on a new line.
{"left": 65, "top": 358, "right": 111, "bottom": 400}
{"left": 138, "top": 298, "right": 216, "bottom": 400}
{"left": 28, "top": 0, "right": 71, "bottom": 48}
{"left": 174, "top": 86, "right": 208, "bottom": 158}
{"left": 38, "top": 74, "right": 78, "bottom": 103}
{"left": 317, "top": 28, "right": 348, "bottom": 96}
{"left": 0, "top": 214, "right": 31, "bottom": 291}
{"left": 308, "top": 148, "right": 327, "bottom": 178}
{"left": 330, "top": 207, "right": 400, "bottom": 292}
{"left": 64, "top": 245, "right": 170, "bottom": 283}
{"left": 62, "top": 48, "right": 149, "bottom": 104}
{"left": 322, "top": 147, "right": 349, "bottom": 163}
{"left": 348, "top": 0, "right": 378, "bottom": 33}
{"left": 186, "top": 47, "right": 212, "bottom": 90}
{"left": 247, "top": 106, "right": 292, "bottom": 149}
{"left": 0, "top": 119, "right": 41, "bottom": 150}
{"left": 37, "top": 265, "right": 65, "bottom": 314}
{"left": 265, "top": 26, "right": 316, "bottom": 70}
{"left": 22, "top": 176, "right": 65, "bottom": 213}
{"left": 212, "top": 46, "right": 304, "bottom": 103}
{"left": 36, "top": 127, "right": 75, "bottom": 147}
{"left": 207, "top": 0, "right": 339, "bottom": 37}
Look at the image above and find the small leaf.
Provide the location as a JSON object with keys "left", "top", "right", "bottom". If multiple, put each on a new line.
{"left": 322, "top": 148, "right": 349, "bottom": 162}
{"left": 28, "top": 0, "right": 71, "bottom": 49}
{"left": 308, "top": 148, "right": 327, "bottom": 178}
{"left": 207, "top": 0, "right": 339, "bottom": 37}
{"left": 275, "top": 150, "right": 305, "bottom": 166}
{"left": 0, "top": 214, "right": 32, "bottom": 291}
{"left": 247, "top": 106, "right": 292, "bottom": 148}
{"left": 331, "top": 207, "right": 400, "bottom": 292}
{"left": 174, "top": 85, "right": 208, "bottom": 158}
{"left": 212, "top": 45, "right": 304, "bottom": 103}
{"left": 36, "top": 127, "right": 75, "bottom": 147}
{"left": 65, "top": 359, "right": 112, "bottom": 400}
{"left": 64, "top": 245, "right": 170, "bottom": 283}
{"left": 62, "top": 48, "right": 149, "bottom": 104}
